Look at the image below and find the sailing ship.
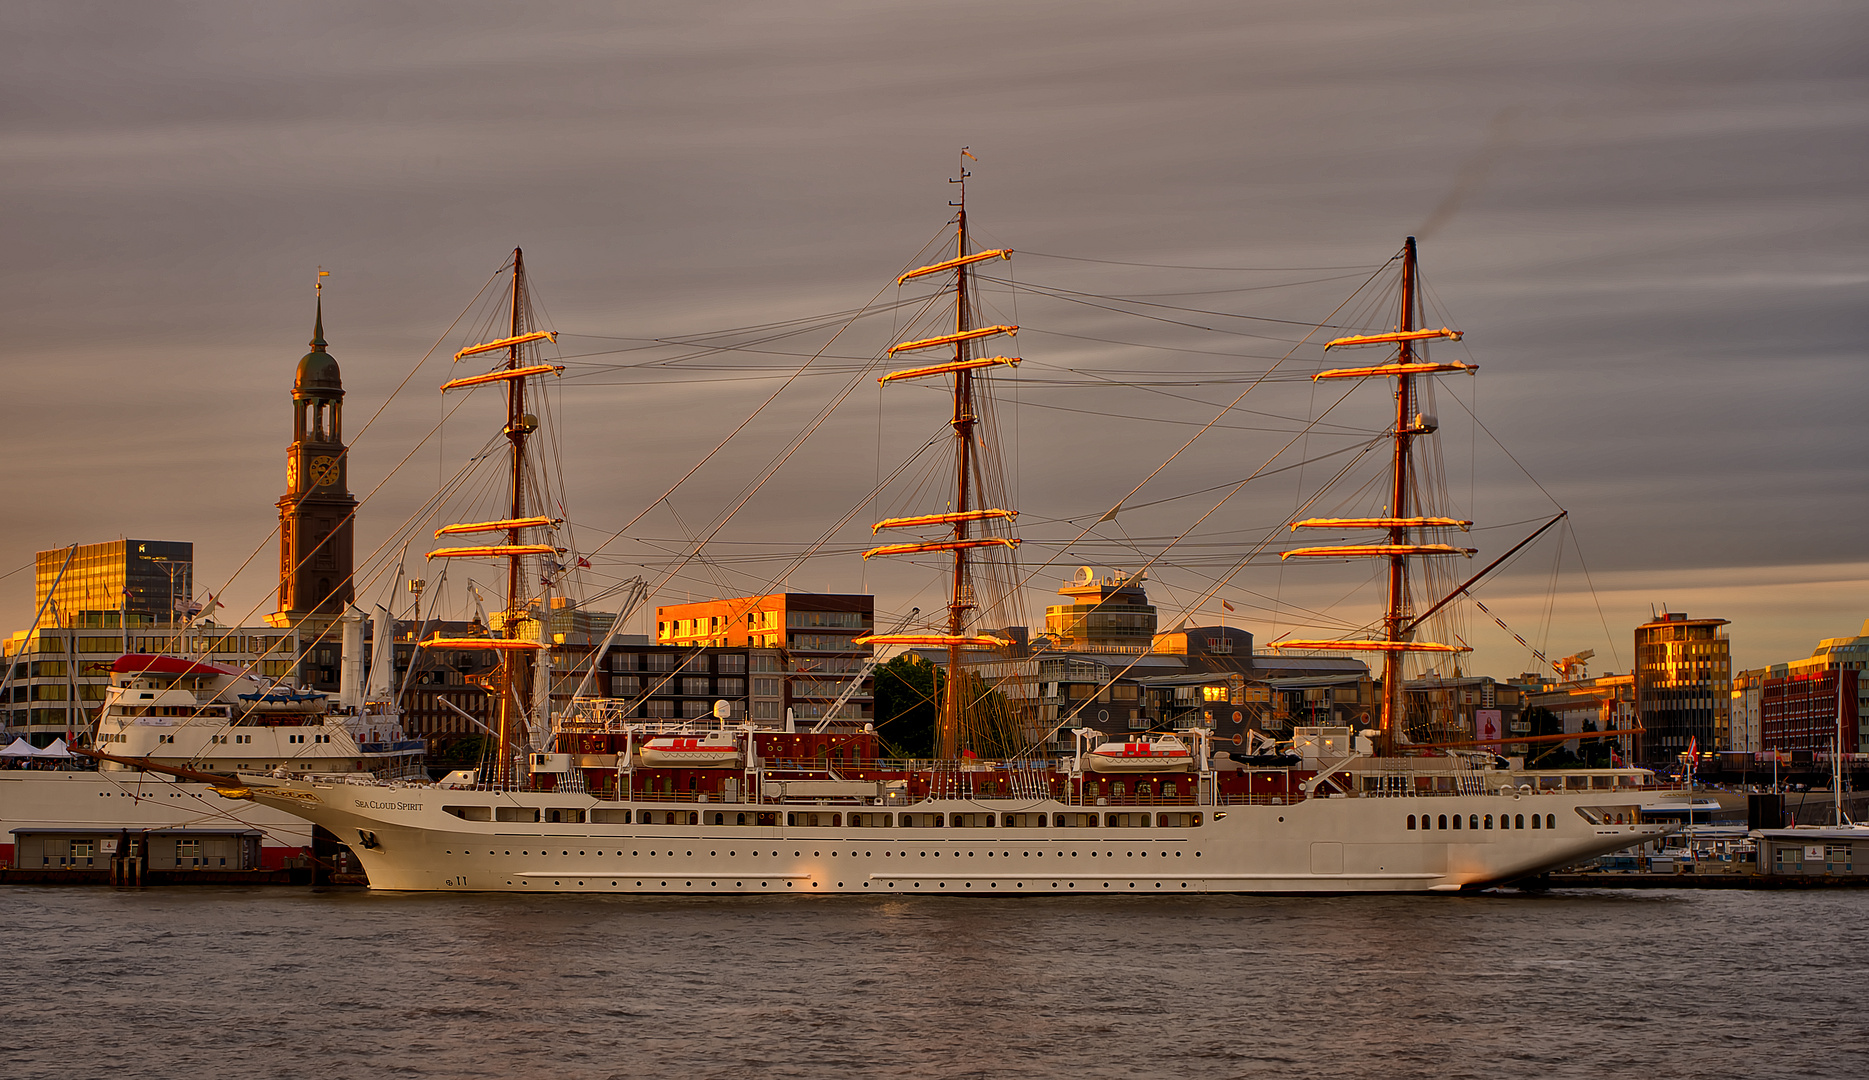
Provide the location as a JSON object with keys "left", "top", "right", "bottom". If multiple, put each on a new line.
{"left": 220, "top": 202, "right": 1673, "bottom": 893}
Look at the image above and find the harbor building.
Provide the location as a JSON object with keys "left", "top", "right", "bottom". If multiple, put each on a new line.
{"left": 1528, "top": 672, "right": 1637, "bottom": 759}
{"left": 268, "top": 295, "right": 357, "bottom": 633}
{"left": 1760, "top": 668, "right": 1860, "bottom": 756}
{"left": 1633, "top": 611, "right": 1731, "bottom": 765}
{"left": 653, "top": 593, "right": 874, "bottom": 723}
{"left": 1731, "top": 668, "right": 1768, "bottom": 754}
{"left": 1776, "top": 619, "right": 1869, "bottom": 752}
{"left": 2, "top": 623, "right": 305, "bottom": 744}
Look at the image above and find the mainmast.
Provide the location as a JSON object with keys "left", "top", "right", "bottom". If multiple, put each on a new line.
{"left": 857, "top": 155, "right": 1020, "bottom": 760}
{"left": 420, "top": 249, "right": 565, "bottom": 788}
{"left": 1271, "top": 237, "right": 1477, "bottom": 754}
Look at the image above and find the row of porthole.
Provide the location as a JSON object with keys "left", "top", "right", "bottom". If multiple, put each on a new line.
{"left": 454, "top": 848, "right": 1203, "bottom": 860}
{"left": 1408, "top": 813, "right": 1557, "bottom": 831}
{"left": 501, "top": 879, "right": 1193, "bottom": 890}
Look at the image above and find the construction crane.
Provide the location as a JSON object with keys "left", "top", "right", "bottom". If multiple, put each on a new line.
{"left": 810, "top": 607, "right": 918, "bottom": 734}
{"left": 1555, "top": 649, "right": 1595, "bottom": 681}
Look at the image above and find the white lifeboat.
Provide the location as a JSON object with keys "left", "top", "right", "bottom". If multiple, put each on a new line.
{"left": 1085, "top": 736, "right": 1193, "bottom": 773}
{"left": 639, "top": 732, "right": 743, "bottom": 769}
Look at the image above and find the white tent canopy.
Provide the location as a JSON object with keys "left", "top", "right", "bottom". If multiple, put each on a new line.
{"left": 0, "top": 736, "right": 72, "bottom": 758}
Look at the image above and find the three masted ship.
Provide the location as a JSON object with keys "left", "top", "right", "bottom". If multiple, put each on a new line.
{"left": 227, "top": 202, "right": 1670, "bottom": 893}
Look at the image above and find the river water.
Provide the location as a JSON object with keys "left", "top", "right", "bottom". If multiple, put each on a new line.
{"left": 2, "top": 886, "right": 1864, "bottom": 1079}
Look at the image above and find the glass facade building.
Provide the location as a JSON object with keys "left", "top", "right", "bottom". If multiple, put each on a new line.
{"left": 34, "top": 540, "right": 193, "bottom": 627}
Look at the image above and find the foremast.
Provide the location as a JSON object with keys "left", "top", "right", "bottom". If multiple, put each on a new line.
{"left": 421, "top": 249, "right": 565, "bottom": 787}
{"left": 857, "top": 157, "right": 1020, "bottom": 760}
{"left": 1271, "top": 237, "right": 1475, "bottom": 754}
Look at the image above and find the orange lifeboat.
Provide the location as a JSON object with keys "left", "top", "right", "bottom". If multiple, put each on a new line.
{"left": 1084, "top": 736, "right": 1193, "bottom": 773}
{"left": 638, "top": 732, "right": 743, "bottom": 769}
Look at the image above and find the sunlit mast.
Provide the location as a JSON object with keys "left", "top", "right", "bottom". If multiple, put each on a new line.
{"left": 420, "top": 249, "right": 564, "bottom": 787}
{"left": 857, "top": 156, "right": 1019, "bottom": 760}
{"left": 1271, "top": 237, "right": 1474, "bottom": 753}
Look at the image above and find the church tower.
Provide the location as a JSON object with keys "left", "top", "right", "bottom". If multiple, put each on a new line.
{"left": 268, "top": 292, "right": 357, "bottom": 629}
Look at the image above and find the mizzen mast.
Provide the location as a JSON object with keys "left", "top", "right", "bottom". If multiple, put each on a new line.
{"left": 857, "top": 154, "right": 1020, "bottom": 760}
{"left": 1269, "top": 237, "right": 1474, "bottom": 754}
{"left": 421, "top": 249, "right": 565, "bottom": 788}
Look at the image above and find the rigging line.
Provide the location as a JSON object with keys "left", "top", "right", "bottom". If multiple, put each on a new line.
{"left": 183, "top": 263, "right": 507, "bottom": 661}
{"left": 1065, "top": 272, "right": 1389, "bottom": 299}
{"left": 1076, "top": 438, "right": 1382, "bottom": 517}
{"left": 1010, "top": 401, "right": 1381, "bottom": 759}
{"left": 987, "top": 278, "right": 1340, "bottom": 344}
{"left": 1019, "top": 250, "right": 1382, "bottom": 273}
{"left": 1437, "top": 369, "right": 1563, "bottom": 511}
{"left": 563, "top": 296, "right": 929, "bottom": 344}
{"left": 578, "top": 244, "right": 943, "bottom": 566}
{"left": 1021, "top": 325, "right": 1314, "bottom": 364}
{"left": 1014, "top": 356, "right": 1373, "bottom": 431}
{"left": 1011, "top": 383, "right": 1369, "bottom": 758}
{"left": 1045, "top": 256, "right": 1391, "bottom": 556}
{"left": 1568, "top": 521, "right": 1625, "bottom": 672}
{"left": 985, "top": 274, "right": 1382, "bottom": 333}
{"left": 973, "top": 394, "right": 1361, "bottom": 436}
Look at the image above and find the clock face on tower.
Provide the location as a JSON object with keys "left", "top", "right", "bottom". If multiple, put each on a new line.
{"left": 308, "top": 455, "right": 340, "bottom": 488}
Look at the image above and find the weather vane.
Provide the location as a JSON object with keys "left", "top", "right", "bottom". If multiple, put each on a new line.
{"left": 315, "top": 267, "right": 330, "bottom": 295}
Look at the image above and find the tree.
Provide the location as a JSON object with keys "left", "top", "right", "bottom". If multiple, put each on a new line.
{"left": 1523, "top": 706, "right": 1582, "bottom": 768}
{"left": 873, "top": 653, "right": 940, "bottom": 758}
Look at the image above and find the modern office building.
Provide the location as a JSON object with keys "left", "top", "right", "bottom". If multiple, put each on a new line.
{"left": 1634, "top": 611, "right": 1732, "bottom": 765}
{"left": 654, "top": 593, "right": 874, "bottom": 723}
{"left": 33, "top": 540, "right": 194, "bottom": 628}
{"left": 1042, "top": 568, "right": 1158, "bottom": 653}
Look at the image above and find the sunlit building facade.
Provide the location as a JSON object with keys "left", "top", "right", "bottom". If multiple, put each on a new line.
{"left": 34, "top": 540, "right": 193, "bottom": 628}
{"left": 1634, "top": 611, "right": 1732, "bottom": 765}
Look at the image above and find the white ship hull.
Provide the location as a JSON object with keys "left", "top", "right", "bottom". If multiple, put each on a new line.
{"left": 0, "top": 770, "right": 316, "bottom": 865}
{"left": 235, "top": 777, "right": 1667, "bottom": 894}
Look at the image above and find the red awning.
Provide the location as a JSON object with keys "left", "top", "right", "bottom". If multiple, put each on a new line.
{"left": 110, "top": 654, "right": 238, "bottom": 678}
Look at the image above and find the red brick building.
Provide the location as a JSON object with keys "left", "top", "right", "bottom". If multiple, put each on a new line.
{"left": 1762, "top": 668, "right": 1860, "bottom": 754}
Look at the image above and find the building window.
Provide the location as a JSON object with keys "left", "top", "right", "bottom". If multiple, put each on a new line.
{"left": 717, "top": 678, "right": 745, "bottom": 697}
{"left": 1407, "top": 815, "right": 1416, "bottom": 830}
{"left": 644, "top": 700, "right": 674, "bottom": 718}
{"left": 681, "top": 677, "right": 710, "bottom": 697}
{"left": 717, "top": 654, "right": 747, "bottom": 673}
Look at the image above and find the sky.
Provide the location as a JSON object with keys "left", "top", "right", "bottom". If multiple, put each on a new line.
{"left": 2, "top": 0, "right": 1863, "bottom": 679}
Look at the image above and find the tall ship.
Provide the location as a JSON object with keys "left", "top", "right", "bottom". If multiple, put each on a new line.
{"left": 220, "top": 191, "right": 1671, "bottom": 893}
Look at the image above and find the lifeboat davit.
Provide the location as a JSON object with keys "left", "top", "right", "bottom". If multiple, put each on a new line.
{"left": 639, "top": 732, "right": 743, "bottom": 769}
{"left": 1084, "top": 736, "right": 1193, "bottom": 773}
